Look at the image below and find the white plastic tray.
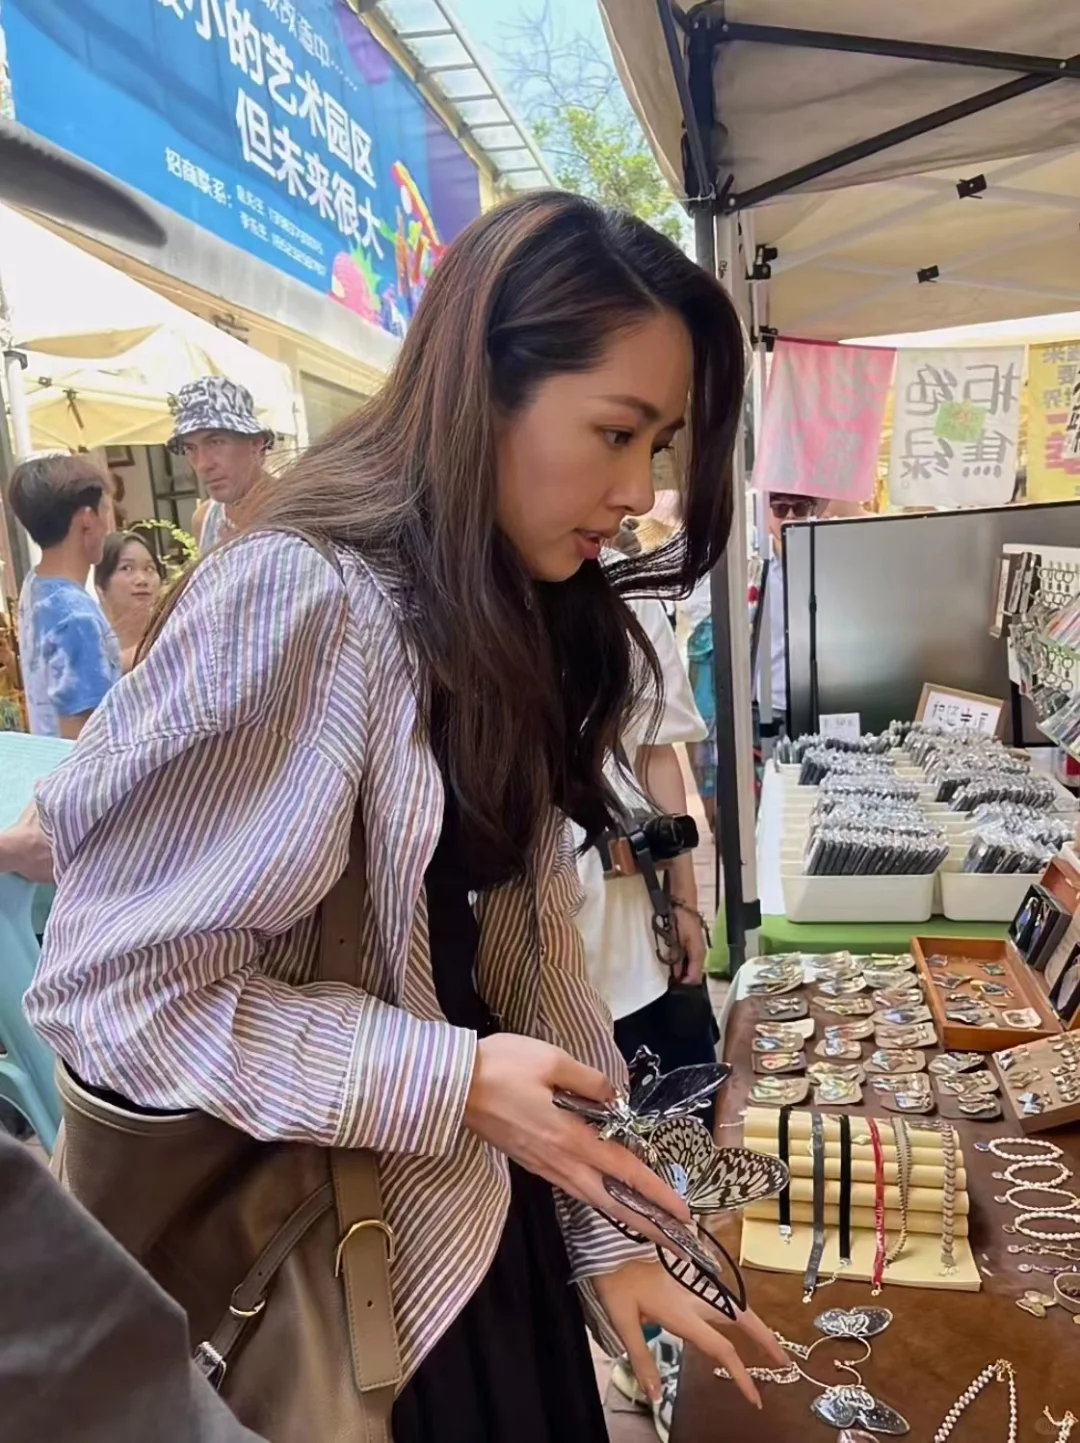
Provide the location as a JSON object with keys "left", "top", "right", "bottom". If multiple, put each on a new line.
{"left": 938, "top": 870, "right": 1040, "bottom": 923}
{"left": 780, "top": 867, "right": 935, "bottom": 924}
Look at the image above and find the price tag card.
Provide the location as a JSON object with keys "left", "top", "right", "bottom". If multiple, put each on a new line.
{"left": 916, "top": 684, "right": 1004, "bottom": 737}
{"left": 819, "top": 712, "right": 862, "bottom": 742}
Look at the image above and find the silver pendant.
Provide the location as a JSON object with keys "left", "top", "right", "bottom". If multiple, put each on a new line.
{"left": 815, "top": 1306, "right": 893, "bottom": 1339}
{"left": 838, "top": 1433, "right": 880, "bottom": 1443}
{"left": 812, "top": 1385, "right": 909, "bottom": 1434}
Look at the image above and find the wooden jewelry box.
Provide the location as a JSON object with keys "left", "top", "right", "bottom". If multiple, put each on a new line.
{"left": 912, "top": 860, "right": 1080, "bottom": 1053}
{"left": 991, "top": 1034, "right": 1080, "bottom": 1134}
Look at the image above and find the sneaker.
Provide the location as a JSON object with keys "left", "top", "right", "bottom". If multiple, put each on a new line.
{"left": 652, "top": 1372, "right": 677, "bottom": 1443}
{"left": 608, "top": 1333, "right": 682, "bottom": 1440}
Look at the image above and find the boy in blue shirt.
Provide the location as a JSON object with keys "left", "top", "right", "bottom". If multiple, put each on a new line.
{"left": 10, "top": 454, "right": 121, "bottom": 738}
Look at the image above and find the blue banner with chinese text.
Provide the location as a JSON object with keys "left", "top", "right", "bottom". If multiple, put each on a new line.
{"left": 2, "top": 0, "right": 482, "bottom": 336}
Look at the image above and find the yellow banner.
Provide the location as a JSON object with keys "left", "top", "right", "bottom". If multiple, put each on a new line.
{"left": 1028, "top": 340, "right": 1080, "bottom": 502}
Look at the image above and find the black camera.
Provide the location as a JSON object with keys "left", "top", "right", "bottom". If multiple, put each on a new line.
{"left": 639, "top": 812, "right": 699, "bottom": 863}
{"left": 598, "top": 812, "right": 698, "bottom": 880}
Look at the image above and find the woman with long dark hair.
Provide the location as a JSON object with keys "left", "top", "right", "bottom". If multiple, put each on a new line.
{"left": 27, "top": 193, "right": 783, "bottom": 1441}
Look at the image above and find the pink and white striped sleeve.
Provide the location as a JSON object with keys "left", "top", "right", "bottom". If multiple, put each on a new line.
{"left": 28, "top": 533, "right": 476, "bottom": 1157}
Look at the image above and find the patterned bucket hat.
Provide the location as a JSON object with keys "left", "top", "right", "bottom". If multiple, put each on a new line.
{"left": 167, "top": 376, "right": 275, "bottom": 454}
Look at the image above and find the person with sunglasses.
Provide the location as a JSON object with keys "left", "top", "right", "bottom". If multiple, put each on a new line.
{"left": 758, "top": 492, "right": 823, "bottom": 733}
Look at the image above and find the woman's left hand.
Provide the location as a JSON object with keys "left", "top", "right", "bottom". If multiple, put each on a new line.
{"left": 672, "top": 902, "right": 708, "bottom": 985}
{"left": 593, "top": 1258, "right": 787, "bottom": 1410}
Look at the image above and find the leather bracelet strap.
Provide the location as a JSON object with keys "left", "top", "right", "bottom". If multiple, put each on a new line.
{"left": 838, "top": 1113, "right": 853, "bottom": 1267}
{"left": 778, "top": 1106, "right": 793, "bottom": 1241}
{"left": 803, "top": 1112, "right": 826, "bottom": 1302}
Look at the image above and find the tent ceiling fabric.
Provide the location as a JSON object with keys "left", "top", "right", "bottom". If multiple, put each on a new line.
{"left": 0, "top": 204, "right": 297, "bottom": 449}
{"left": 598, "top": 1, "right": 1080, "bottom": 339}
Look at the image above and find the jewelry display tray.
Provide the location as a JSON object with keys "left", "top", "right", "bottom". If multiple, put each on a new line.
{"left": 912, "top": 931, "right": 1079, "bottom": 1053}
{"left": 991, "top": 1038, "right": 1080, "bottom": 1135}
{"left": 738, "top": 1108, "right": 980, "bottom": 1293}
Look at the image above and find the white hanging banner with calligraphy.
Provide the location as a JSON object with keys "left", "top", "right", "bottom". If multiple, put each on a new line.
{"left": 888, "top": 347, "right": 1025, "bottom": 508}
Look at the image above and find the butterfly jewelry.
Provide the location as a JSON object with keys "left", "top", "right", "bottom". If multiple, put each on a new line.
{"left": 873, "top": 1006, "right": 932, "bottom": 1027}
{"left": 604, "top": 1116, "right": 786, "bottom": 1321}
{"left": 761, "top": 995, "right": 810, "bottom": 1020}
{"left": 812, "top": 995, "right": 875, "bottom": 1017}
{"left": 813, "top": 1386, "right": 909, "bottom": 1435}
{"left": 929, "top": 1052, "right": 985, "bottom": 1076}
{"left": 603, "top": 1175, "right": 748, "bottom": 1320}
{"left": 649, "top": 1116, "right": 790, "bottom": 1214}
{"left": 815, "top": 1306, "right": 893, "bottom": 1339}
{"left": 554, "top": 1046, "right": 730, "bottom": 1148}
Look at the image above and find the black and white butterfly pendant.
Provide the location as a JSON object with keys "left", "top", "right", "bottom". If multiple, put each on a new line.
{"left": 554, "top": 1046, "right": 731, "bottom": 1148}
{"left": 649, "top": 1116, "right": 790, "bottom": 1214}
{"left": 602, "top": 1175, "right": 747, "bottom": 1321}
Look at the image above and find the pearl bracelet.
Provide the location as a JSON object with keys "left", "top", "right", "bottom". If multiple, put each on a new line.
{"left": 994, "top": 1185, "right": 1080, "bottom": 1213}
{"left": 1004, "top": 1211, "right": 1080, "bottom": 1242}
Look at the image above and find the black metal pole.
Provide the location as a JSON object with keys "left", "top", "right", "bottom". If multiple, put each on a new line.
{"left": 694, "top": 212, "right": 748, "bottom": 975}
{"left": 808, "top": 521, "right": 819, "bottom": 732}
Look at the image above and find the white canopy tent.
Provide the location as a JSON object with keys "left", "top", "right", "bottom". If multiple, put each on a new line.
{"left": 0, "top": 204, "right": 298, "bottom": 453}
{"left": 596, "top": 0, "right": 1080, "bottom": 967}
{"left": 599, "top": 2, "right": 1080, "bottom": 340}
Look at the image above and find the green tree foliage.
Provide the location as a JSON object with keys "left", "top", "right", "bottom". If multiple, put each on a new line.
{"left": 498, "top": 3, "right": 685, "bottom": 243}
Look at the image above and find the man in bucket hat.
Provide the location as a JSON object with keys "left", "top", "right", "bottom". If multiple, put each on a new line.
{"left": 168, "top": 377, "right": 275, "bottom": 553}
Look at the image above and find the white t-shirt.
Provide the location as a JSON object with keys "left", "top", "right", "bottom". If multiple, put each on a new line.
{"left": 574, "top": 597, "right": 707, "bottom": 1022}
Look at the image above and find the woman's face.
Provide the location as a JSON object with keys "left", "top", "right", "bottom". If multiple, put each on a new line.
{"left": 104, "top": 540, "right": 162, "bottom": 612}
{"left": 494, "top": 308, "right": 693, "bottom": 582}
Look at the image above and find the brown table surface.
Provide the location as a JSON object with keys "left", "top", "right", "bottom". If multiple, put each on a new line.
{"left": 671, "top": 989, "right": 1080, "bottom": 1443}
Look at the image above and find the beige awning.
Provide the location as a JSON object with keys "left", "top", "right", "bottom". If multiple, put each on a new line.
{"left": 0, "top": 204, "right": 298, "bottom": 450}
{"left": 598, "top": 2, "right": 1080, "bottom": 339}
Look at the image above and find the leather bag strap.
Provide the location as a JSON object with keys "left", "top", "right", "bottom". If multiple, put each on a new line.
{"left": 196, "top": 1184, "right": 336, "bottom": 1386}
{"left": 321, "top": 820, "right": 403, "bottom": 1409}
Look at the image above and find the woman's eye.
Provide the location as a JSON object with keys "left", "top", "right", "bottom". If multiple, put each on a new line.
{"left": 603, "top": 429, "right": 634, "bottom": 448}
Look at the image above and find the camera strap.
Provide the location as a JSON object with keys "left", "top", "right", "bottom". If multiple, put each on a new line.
{"left": 626, "top": 823, "right": 680, "bottom": 964}
{"left": 607, "top": 742, "right": 682, "bottom": 965}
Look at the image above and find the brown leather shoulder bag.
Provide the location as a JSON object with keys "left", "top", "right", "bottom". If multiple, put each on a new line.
{"left": 54, "top": 825, "right": 402, "bottom": 1443}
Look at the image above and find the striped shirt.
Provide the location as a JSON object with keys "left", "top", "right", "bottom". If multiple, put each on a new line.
{"left": 26, "top": 532, "right": 648, "bottom": 1381}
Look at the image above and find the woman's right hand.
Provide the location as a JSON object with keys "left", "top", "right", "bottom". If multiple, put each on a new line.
{"left": 463, "top": 1033, "right": 692, "bottom": 1247}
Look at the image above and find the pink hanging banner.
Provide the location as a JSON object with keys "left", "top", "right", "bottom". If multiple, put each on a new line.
{"left": 752, "top": 338, "right": 895, "bottom": 501}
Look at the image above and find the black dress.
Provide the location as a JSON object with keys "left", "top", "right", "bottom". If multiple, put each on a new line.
{"left": 391, "top": 793, "right": 609, "bottom": 1443}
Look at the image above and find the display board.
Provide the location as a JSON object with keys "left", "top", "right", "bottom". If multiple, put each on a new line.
{"left": 784, "top": 502, "right": 1080, "bottom": 740}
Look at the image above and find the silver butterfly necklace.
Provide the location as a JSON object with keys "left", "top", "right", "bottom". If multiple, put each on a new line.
{"left": 714, "top": 1306, "right": 909, "bottom": 1435}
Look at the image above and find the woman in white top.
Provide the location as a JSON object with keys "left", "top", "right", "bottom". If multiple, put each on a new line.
{"left": 575, "top": 579, "right": 715, "bottom": 1104}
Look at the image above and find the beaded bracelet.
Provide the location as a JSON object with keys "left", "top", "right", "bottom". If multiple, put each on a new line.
{"left": 976, "top": 1137, "right": 1064, "bottom": 1163}
{"left": 1003, "top": 1212, "right": 1080, "bottom": 1243}
{"left": 993, "top": 1185, "right": 1080, "bottom": 1214}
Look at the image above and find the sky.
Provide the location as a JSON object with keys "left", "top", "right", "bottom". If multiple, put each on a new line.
{"left": 450, "top": 0, "right": 606, "bottom": 79}
{"left": 447, "top": 2, "right": 1080, "bottom": 348}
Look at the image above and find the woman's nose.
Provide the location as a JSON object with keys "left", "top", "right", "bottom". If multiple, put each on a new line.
{"left": 611, "top": 459, "right": 656, "bottom": 522}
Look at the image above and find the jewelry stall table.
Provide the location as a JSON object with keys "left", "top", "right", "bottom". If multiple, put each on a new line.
{"left": 670, "top": 989, "right": 1080, "bottom": 1443}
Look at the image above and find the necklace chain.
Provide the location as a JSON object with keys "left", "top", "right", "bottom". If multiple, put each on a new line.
{"left": 933, "top": 1360, "right": 1016, "bottom": 1443}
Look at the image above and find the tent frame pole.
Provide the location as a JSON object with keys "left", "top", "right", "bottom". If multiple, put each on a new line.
{"left": 699, "top": 17, "right": 1080, "bottom": 212}
{"left": 716, "top": 24, "right": 1080, "bottom": 79}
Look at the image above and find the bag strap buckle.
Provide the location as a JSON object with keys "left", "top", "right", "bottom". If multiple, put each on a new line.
{"left": 335, "top": 1217, "right": 396, "bottom": 1277}
{"left": 194, "top": 1340, "right": 227, "bottom": 1390}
